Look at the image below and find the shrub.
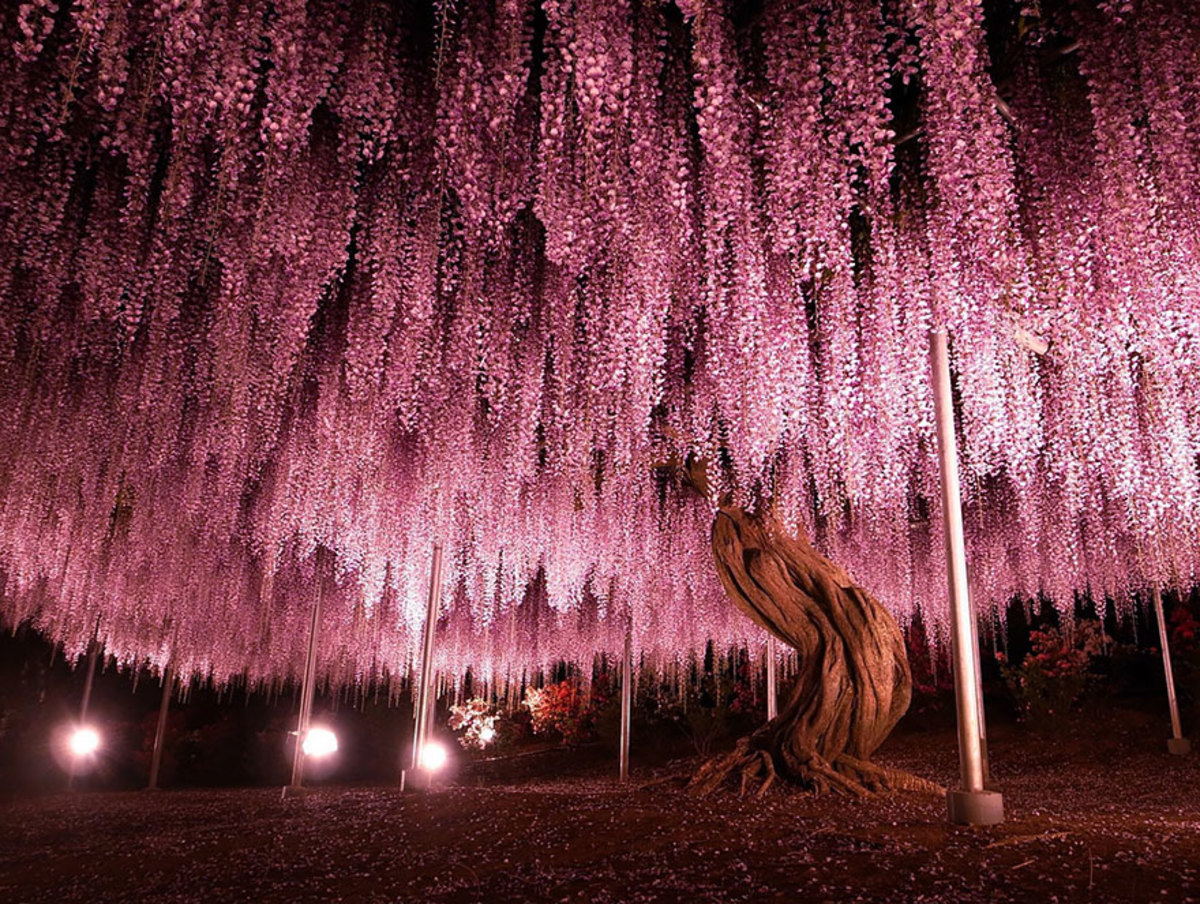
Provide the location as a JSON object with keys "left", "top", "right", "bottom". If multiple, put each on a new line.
{"left": 448, "top": 698, "right": 501, "bottom": 750}
{"left": 998, "top": 620, "right": 1105, "bottom": 726}
{"left": 1169, "top": 597, "right": 1200, "bottom": 712}
{"left": 639, "top": 659, "right": 763, "bottom": 756}
{"left": 524, "top": 679, "right": 603, "bottom": 746}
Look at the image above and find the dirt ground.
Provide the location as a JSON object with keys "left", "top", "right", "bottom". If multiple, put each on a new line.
{"left": 2, "top": 708, "right": 1198, "bottom": 903}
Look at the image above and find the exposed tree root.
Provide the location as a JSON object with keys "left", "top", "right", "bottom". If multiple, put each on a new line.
{"left": 688, "top": 736, "right": 944, "bottom": 799}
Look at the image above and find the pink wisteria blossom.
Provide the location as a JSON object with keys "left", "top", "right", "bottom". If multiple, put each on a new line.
{"left": 0, "top": 0, "right": 1196, "bottom": 689}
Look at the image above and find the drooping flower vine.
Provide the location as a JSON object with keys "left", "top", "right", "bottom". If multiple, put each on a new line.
{"left": 0, "top": 0, "right": 1197, "bottom": 690}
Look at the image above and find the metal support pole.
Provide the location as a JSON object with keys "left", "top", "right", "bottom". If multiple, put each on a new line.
{"left": 766, "top": 634, "right": 778, "bottom": 721}
{"left": 619, "top": 616, "right": 633, "bottom": 782}
{"left": 69, "top": 627, "right": 101, "bottom": 790}
{"left": 79, "top": 638, "right": 99, "bottom": 722}
{"left": 286, "top": 577, "right": 323, "bottom": 793}
{"left": 1152, "top": 586, "right": 1190, "bottom": 755}
{"left": 970, "top": 602, "right": 991, "bottom": 786}
{"left": 407, "top": 544, "right": 445, "bottom": 787}
{"left": 147, "top": 663, "right": 173, "bottom": 790}
{"left": 929, "top": 328, "right": 1003, "bottom": 825}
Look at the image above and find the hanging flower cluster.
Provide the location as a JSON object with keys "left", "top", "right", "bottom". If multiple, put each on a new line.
{"left": 0, "top": 0, "right": 1198, "bottom": 688}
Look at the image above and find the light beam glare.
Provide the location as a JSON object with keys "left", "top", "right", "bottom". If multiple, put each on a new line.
{"left": 301, "top": 727, "right": 338, "bottom": 758}
{"left": 418, "top": 741, "right": 449, "bottom": 772}
{"left": 67, "top": 726, "right": 100, "bottom": 758}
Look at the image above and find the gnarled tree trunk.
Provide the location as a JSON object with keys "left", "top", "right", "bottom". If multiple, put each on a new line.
{"left": 690, "top": 506, "right": 940, "bottom": 798}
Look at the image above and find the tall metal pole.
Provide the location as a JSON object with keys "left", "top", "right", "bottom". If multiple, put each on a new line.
{"left": 79, "top": 638, "right": 99, "bottom": 723}
{"left": 409, "top": 544, "right": 445, "bottom": 784}
{"left": 1152, "top": 586, "right": 1190, "bottom": 755}
{"left": 619, "top": 614, "right": 633, "bottom": 782}
{"left": 765, "top": 634, "right": 778, "bottom": 721}
{"left": 287, "top": 576, "right": 324, "bottom": 793}
{"left": 969, "top": 600, "right": 991, "bottom": 785}
{"left": 147, "top": 662, "right": 173, "bottom": 790}
{"left": 69, "top": 622, "right": 102, "bottom": 790}
{"left": 929, "top": 328, "right": 1003, "bottom": 825}
{"left": 78, "top": 614, "right": 103, "bottom": 722}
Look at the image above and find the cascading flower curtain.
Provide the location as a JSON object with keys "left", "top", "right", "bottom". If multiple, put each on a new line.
{"left": 0, "top": 0, "right": 1197, "bottom": 685}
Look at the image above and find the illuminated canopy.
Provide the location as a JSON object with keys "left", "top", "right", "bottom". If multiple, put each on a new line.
{"left": 0, "top": 0, "right": 1197, "bottom": 684}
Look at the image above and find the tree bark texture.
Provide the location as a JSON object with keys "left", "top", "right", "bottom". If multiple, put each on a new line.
{"left": 690, "top": 506, "right": 940, "bottom": 797}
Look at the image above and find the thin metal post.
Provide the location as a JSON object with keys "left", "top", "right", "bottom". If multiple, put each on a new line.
{"left": 288, "top": 577, "right": 324, "bottom": 791}
{"left": 1152, "top": 586, "right": 1190, "bottom": 754}
{"left": 619, "top": 616, "right": 633, "bottom": 782}
{"left": 970, "top": 601, "right": 990, "bottom": 786}
{"left": 148, "top": 663, "right": 173, "bottom": 790}
{"left": 929, "top": 328, "right": 1003, "bottom": 824}
{"left": 765, "top": 634, "right": 778, "bottom": 721}
{"left": 79, "top": 639, "right": 99, "bottom": 722}
{"left": 410, "top": 544, "right": 445, "bottom": 780}
{"left": 69, "top": 627, "right": 101, "bottom": 789}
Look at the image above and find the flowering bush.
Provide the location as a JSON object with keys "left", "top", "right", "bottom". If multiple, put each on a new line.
{"left": 524, "top": 680, "right": 600, "bottom": 746}
{"left": 448, "top": 699, "right": 501, "bottom": 750}
{"left": 998, "top": 621, "right": 1106, "bottom": 726}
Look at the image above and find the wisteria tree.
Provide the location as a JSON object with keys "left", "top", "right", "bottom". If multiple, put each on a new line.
{"left": 0, "top": 0, "right": 1197, "bottom": 723}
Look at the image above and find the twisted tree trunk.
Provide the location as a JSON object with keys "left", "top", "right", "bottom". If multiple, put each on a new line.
{"left": 690, "top": 506, "right": 940, "bottom": 798}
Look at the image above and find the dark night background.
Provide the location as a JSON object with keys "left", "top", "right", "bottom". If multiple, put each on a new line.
{"left": 3, "top": 586, "right": 1194, "bottom": 796}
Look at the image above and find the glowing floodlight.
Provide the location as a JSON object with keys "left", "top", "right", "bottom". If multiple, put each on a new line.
{"left": 301, "top": 727, "right": 339, "bottom": 758}
{"left": 68, "top": 726, "right": 101, "bottom": 758}
{"left": 418, "top": 740, "right": 448, "bottom": 772}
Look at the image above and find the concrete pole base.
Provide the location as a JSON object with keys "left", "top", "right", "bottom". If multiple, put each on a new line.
{"left": 1167, "top": 737, "right": 1191, "bottom": 756}
{"left": 947, "top": 789, "right": 1004, "bottom": 826}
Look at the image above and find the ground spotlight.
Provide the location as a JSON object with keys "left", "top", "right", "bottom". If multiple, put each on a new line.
{"left": 301, "top": 726, "right": 338, "bottom": 758}
{"left": 418, "top": 740, "right": 449, "bottom": 772}
{"left": 67, "top": 725, "right": 101, "bottom": 758}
